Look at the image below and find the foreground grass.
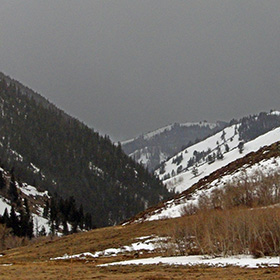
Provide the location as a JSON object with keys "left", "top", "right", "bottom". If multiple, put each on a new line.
{"left": 0, "top": 219, "right": 174, "bottom": 263}
{"left": 0, "top": 262, "right": 280, "bottom": 280}
{"left": 1, "top": 215, "right": 280, "bottom": 279}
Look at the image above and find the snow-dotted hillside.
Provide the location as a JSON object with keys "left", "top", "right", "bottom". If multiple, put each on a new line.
{"left": 132, "top": 128, "right": 280, "bottom": 223}
{"left": 157, "top": 124, "right": 280, "bottom": 193}
{"left": 156, "top": 124, "right": 240, "bottom": 191}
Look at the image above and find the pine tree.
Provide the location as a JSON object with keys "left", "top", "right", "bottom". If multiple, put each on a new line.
{"left": 0, "top": 171, "right": 5, "bottom": 189}
{"left": 9, "top": 173, "right": 18, "bottom": 203}
{"left": 78, "top": 204, "right": 84, "bottom": 230}
{"left": 19, "top": 198, "right": 33, "bottom": 238}
{"left": 62, "top": 220, "right": 69, "bottom": 236}
{"left": 238, "top": 142, "right": 244, "bottom": 154}
{"left": 27, "top": 218, "right": 34, "bottom": 239}
{"left": 24, "top": 198, "right": 30, "bottom": 217}
{"left": 43, "top": 200, "right": 49, "bottom": 218}
{"left": 217, "top": 147, "right": 224, "bottom": 160}
{"left": 225, "top": 144, "right": 230, "bottom": 153}
{"left": 19, "top": 209, "right": 28, "bottom": 237}
{"left": 85, "top": 213, "right": 92, "bottom": 230}
{"left": 9, "top": 206, "right": 19, "bottom": 236}
{"left": 2, "top": 208, "right": 9, "bottom": 225}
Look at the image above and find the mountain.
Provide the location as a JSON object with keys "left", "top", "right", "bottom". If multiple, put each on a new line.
{"left": 0, "top": 72, "right": 170, "bottom": 227}
{"left": 156, "top": 111, "right": 280, "bottom": 193}
{"left": 129, "top": 127, "right": 280, "bottom": 223}
{"left": 121, "top": 121, "right": 227, "bottom": 171}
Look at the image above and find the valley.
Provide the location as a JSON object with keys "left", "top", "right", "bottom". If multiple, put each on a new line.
{"left": 1, "top": 73, "right": 280, "bottom": 278}
{"left": 1, "top": 2, "right": 280, "bottom": 278}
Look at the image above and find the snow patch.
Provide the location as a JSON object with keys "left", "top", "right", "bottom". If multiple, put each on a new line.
{"left": 51, "top": 236, "right": 168, "bottom": 260}
{"left": 0, "top": 197, "right": 11, "bottom": 214}
{"left": 270, "top": 110, "right": 280, "bottom": 116}
{"left": 19, "top": 183, "right": 49, "bottom": 198}
{"left": 101, "top": 255, "right": 280, "bottom": 268}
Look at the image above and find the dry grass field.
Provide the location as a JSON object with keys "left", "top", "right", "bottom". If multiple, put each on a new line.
{"left": 1, "top": 262, "right": 280, "bottom": 280}
{"left": 1, "top": 218, "right": 280, "bottom": 279}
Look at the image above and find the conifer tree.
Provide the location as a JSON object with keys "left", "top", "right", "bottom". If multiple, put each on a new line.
{"left": 2, "top": 208, "right": 9, "bottom": 225}
{"left": 238, "top": 142, "right": 244, "bottom": 154}
{"left": 85, "top": 213, "right": 92, "bottom": 230}
{"left": 43, "top": 200, "right": 49, "bottom": 218}
{"left": 62, "top": 220, "right": 69, "bottom": 236}
{"left": 78, "top": 204, "right": 84, "bottom": 230}
{"left": 225, "top": 144, "right": 230, "bottom": 153}
{"left": 0, "top": 171, "right": 5, "bottom": 189}
{"left": 9, "top": 206, "right": 19, "bottom": 236}
{"left": 27, "top": 218, "right": 34, "bottom": 239}
{"left": 9, "top": 173, "right": 18, "bottom": 203}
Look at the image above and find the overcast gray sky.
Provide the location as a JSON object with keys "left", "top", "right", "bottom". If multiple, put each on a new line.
{"left": 1, "top": 1, "right": 279, "bottom": 141}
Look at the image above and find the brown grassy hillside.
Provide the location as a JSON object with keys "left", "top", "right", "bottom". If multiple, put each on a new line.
{"left": 0, "top": 217, "right": 280, "bottom": 279}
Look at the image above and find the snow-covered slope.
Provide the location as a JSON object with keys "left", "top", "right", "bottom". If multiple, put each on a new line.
{"left": 156, "top": 124, "right": 240, "bottom": 192}
{"left": 130, "top": 128, "right": 280, "bottom": 223}
{"left": 157, "top": 123, "right": 280, "bottom": 193}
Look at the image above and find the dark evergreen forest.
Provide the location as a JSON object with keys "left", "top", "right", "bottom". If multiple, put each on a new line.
{"left": 0, "top": 73, "right": 170, "bottom": 227}
{"left": 238, "top": 112, "right": 280, "bottom": 142}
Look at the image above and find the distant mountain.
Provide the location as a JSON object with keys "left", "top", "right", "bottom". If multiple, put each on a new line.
{"left": 121, "top": 121, "right": 228, "bottom": 171}
{"left": 155, "top": 111, "right": 280, "bottom": 193}
{"left": 0, "top": 72, "right": 170, "bottom": 227}
{"left": 128, "top": 125, "right": 280, "bottom": 224}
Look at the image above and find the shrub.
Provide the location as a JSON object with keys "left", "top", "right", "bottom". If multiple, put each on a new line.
{"left": 170, "top": 207, "right": 280, "bottom": 257}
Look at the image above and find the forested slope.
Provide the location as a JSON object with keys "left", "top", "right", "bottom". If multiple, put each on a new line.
{"left": 0, "top": 73, "right": 170, "bottom": 227}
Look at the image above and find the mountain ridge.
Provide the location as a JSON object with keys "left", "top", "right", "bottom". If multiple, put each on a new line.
{"left": 0, "top": 72, "right": 170, "bottom": 228}
{"left": 121, "top": 120, "right": 227, "bottom": 171}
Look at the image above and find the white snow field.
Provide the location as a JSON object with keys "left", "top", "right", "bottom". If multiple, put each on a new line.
{"left": 158, "top": 126, "right": 280, "bottom": 193}
{"left": 100, "top": 255, "right": 280, "bottom": 268}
